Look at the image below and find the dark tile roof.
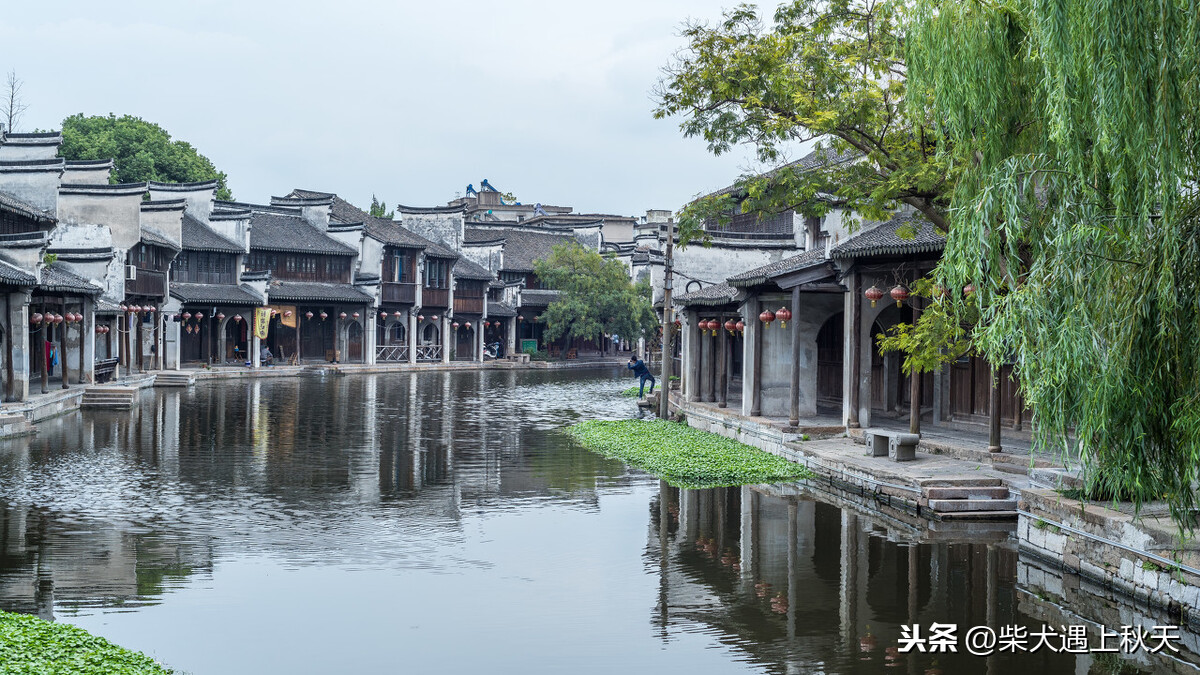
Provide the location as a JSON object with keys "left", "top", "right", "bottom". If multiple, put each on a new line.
{"left": 289, "top": 189, "right": 460, "bottom": 257}
{"left": 830, "top": 213, "right": 945, "bottom": 259}
{"left": 95, "top": 298, "right": 122, "bottom": 315}
{"left": 181, "top": 213, "right": 243, "bottom": 253}
{"left": 702, "top": 146, "right": 860, "bottom": 200}
{"left": 170, "top": 282, "right": 264, "bottom": 305}
{"left": 249, "top": 211, "right": 357, "bottom": 256}
{"left": 673, "top": 282, "right": 739, "bottom": 306}
{"left": 0, "top": 259, "right": 36, "bottom": 285}
{"left": 0, "top": 190, "right": 54, "bottom": 224}
{"left": 463, "top": 227, "right": 574, "bottom": 272}
{"left": 266, "top": 281, "right": 374, "bottom": 303}
{"left": 727, "top": 248, "right": 827, "bottom": 287}
{"left": 39, "top": 265, "right": 101, "bottom": 295}
{"left": 453, "top": 257, "right": 494, "bottom": 281}
{"left": 486, "top": 300, "right": 517, "bottom": 317}
{"left": 519, "top": 289, "right": 561, "bottom": 307}
{"left": 140, "top": 226, "right": 181, "bottom": 252}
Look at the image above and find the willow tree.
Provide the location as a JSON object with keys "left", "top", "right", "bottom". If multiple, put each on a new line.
{"left": 654, "top": 0, "right": 955, "bottom": 246}
{"left": 907, "top": 0, "right": 1200, "bottom": 524}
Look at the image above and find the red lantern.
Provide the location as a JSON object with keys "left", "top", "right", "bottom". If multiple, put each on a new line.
{"left": 484, "top": 320, "right": 490, "bottom": 328}
{"left": 196, "top": 312, "right": 204, "bottom": 320}
{"left": 864, "top": 285, "right": 884, "bottom": 308}
{"left": 306, "top": 311, "right": 314, "bottom": 319}
{"left": 759, "top": 309, "right": 775, "bottom": 328}
{"left": 890, "top": 285, "right": 909, "bottom": 308}
{"left": 30, "top": 312, "right": 42, "bottom": 324}
{"left": 963, "top": 283, "right": 976, "bottom": 296}
{"left": 320, "top": 311, "right": 328, "bottom": 320}
{"left": 217, "top": 313, "right": 226, "bottom": 321}
{"left": 338, "top": 312, "right": 347, "bottom": 320}
{"left": 145, "top": 306, "right": 155, "bottom": 314}
{"left": 54, "top": 314, "right": 64, "bottom": 324}
{"left": 234, "top": 314, "right": 242, "bottom": 323}
{"left": 465, "top": 322, "right": 472, "bottom": 330}
{"left": 517, "top": 315, "right": 524, "bottom": 322}
{"left": 735, "top": 320, "right": 745, "bottom": 333}
{"left": 431, "top": 315, "right": 439, "bottom": 321}
{"left": 284, "top": 310, "right": 293, "bottom": 318}
{"left": 724, "top": 319, "right": 736, "bottom": 333}
{"left": 118, "top": 304, "right": 127, "bottom": 312}
{"left": 350, "top": 312, "right": 358, "bottom": 319}
{"left": 776, "top": 306, "right": 792, "bottom": 328}
{"left": 380, "top": 311, "right": 389, "bottom": 319}
{"left": 417, "top": 314, "right": 425, "bottom": 321}
{"left": 182, "top": 312, "right": 192, "bottom": 321}
{"left": 452, "top": 321, "right": 460, "bottom": 330}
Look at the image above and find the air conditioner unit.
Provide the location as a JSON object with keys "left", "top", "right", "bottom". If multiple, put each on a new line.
{"left": 125, "top": 265, "right": 137, "bottom": 281}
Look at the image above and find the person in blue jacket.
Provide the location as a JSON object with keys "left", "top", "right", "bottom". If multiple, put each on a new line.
{"left": 628, "top": 356, "right": 656, "bottom": 397}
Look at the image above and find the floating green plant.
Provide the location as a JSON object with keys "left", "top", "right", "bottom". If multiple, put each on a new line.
{"left": 566, "top": 419, "right": 813, "bottom": 488}
{"left": 0, "top": 610, "right": 174, "bottom": 674}
{"left": 620, "top": 386, "right": 643, "bottom": 398}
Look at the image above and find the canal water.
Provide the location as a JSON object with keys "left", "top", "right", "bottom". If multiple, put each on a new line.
{"left": 0, "top": 368, "right": 1196, "bottom": 674}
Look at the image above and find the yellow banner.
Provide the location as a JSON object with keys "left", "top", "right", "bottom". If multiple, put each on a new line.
{"left": 269, "top": 304, "right": 297, "bottom": 328}
{"left": 254, "top": 307, "right": 271, "bottom": 340}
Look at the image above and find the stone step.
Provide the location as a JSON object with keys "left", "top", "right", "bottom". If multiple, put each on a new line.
{"left": 936, "top": 510, "right": 1019, "bottom": 521}
{"left": 928, "top": 498, "right": 1019, "bottom": 513}
{"left": 925, "top": 486, "right": 1010, "bottom": 500}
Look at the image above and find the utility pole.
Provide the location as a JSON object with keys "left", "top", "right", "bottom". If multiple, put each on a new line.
{"left": 658, "top": 219, "right": 675, "bottom": 420}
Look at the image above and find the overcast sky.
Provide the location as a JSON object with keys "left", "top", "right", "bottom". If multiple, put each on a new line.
{"left": 1, "top": 1, "right": 779, "bottom": 218}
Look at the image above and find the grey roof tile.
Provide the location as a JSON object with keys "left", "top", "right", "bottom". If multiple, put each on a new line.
{"left": 519, "top": 288, "right": 561, "bottom": 307}
{"left": 249, "top": 211, "right": 357, "bottom": 256}
{"left": 140, "top": 226, "right": 181, "bottom": 252}
{"left": 181, "top": 213, "right": 243, "bottom": 253}
{"left": 39, "top": 265, "right": 101, "bottom": 295}
{"left": 0, "top": 190, "right": 54, "bottom": 224}
{"left": 289, "top": 189, "right": 460, "bottom": 258}
{"left": 463, "top": 227, "right": 574, "bottom": 272}
{"left": 267, "top": 281, "right": 374, "bottom": 303}
{"left": 486, "top": 301, "right": 517, "bottom": 317}
{"left": 0, "top": 259, "right": 36, "bottom": 285}
{"left": 170, "top": 282, "right": 263, "bottom": 305}
{"left": 453, "top": 257, "right": 494, "bottom": 281}
{"left": 726, "top": 249, "right": 828, "bottom": 287}
{"left": 673, "top": 282, "right": 739, "bottom": 306}
{"left": 830, "top": 213, "right": 945, "bottom": 258}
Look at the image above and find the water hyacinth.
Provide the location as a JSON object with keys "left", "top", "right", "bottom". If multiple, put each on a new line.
{"left": 566, "top": 419, "right": 813, "bottom": 489}
{"left": 0, "top": 610, "right": 174, "bottom": 674}
{"left": 620, "top": 386, "right": 643, "bottom": 398}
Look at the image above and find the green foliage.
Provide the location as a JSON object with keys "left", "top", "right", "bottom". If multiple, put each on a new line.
{"left": 621, "top": 386, "right": 642, "bottom": 398}
{"left": 907, "top": 0, "right": 1200, "bottom": 528}
{"left": 59, "top": 113, "right": 232, "bottom": 200}
{"left": 41, "top": 253, "right": 58, "bottom": 267}
{"left": 368, "top": 194, "right": 394, "bottom": 219}
{"left": 876, "top": 279, "right": 976, "bottom": 375}
{"left": 655, "top": 0, "right": 956, "bottom": 247}
{"left": 0, "top": 610, "right": 174, "bottom": 674}
{"left": 566, "top": 419, "right": 814, "bottom": 488}
{"left": 533, "top": 243, "right": 658, "bottom": 348}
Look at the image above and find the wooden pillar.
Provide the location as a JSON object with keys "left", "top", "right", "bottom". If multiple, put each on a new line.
{"left": 717, "top": 314, "right": 728, "bottom": 408}
{"left": 59, "top": 298, "right": 70, "bottom": 390}
{"left": 77, "top": 304, "right": 85, "bottom": 384}
{"left": 751, "top": 304, "right": 763, "bottom": 417}
{"left": 848, "top": 272, "right": 861, "bottom": 428}
{"left": 39, "top": 306, "right": 48, "bottom": 394}
{"left": 909, "top": 295, "right": 922, "bottom": 435}
{"left": 136, "top": 310, "right": 144, "bottom": 373}
{"left": 296, "top": 314, "right": 303, "bottom": 363}
{"left": 4, "top": 295, "right": 14, "bottom": 401}
{"left": 704, "top": 324, "right": 716, "bottom": 402}
{"left": 788, "top": 286, "right": 801, "bottom": 427}
{"left": 988, "top": 365, "right": 1003, "bottom": 452}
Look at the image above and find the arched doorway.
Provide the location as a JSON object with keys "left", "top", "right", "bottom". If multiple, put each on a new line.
{"left": 347, "top": 320, "right": 364, "bottom": 363}
{"left": 224, "top": 316, "right": 248, "bottom": 363}
{"left": 816, "top": 312, "right": 843, "bottom": 406}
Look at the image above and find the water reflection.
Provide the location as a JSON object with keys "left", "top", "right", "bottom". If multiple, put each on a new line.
{"left": 0, "top": 368, "right": 1195, "bottom": 674}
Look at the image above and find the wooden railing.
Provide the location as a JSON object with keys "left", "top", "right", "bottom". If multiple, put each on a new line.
{"left": 423, "top": 287, "right": 450, "bottom": 308}
{"left": 416, "top": 344, "right": 442, "bottom": 361}
{"left": 382, "top": 281, "right": 418, "bottom": 304}
{"left": 705, "top": 210, "right": 794, "bottom": 239}
{"left": 453, "top": 296, "right": 484, "bottom": 315}
{"left": 126, "top": 268, "right": 167, "bottom": 297}
{"left": 377, "top": 344, "right": 409, "bottom": 361}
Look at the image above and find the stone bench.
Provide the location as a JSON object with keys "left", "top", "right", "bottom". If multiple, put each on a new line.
{"left": 507, "top": 354, "right": 530, "bottom": 364}
{"left": 865, "top": 428, "right": 920, "bottom": 462}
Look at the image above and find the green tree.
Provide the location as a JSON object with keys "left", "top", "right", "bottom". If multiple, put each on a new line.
{"left": 533, "top": 243, "right": 658, "bottom": 353}
{"left": 369, "top": 194, "right": 394, "bottom": 219}
{"left": 906, "top": 0, "right": 1200, "bottom": 525}
{"left": 654, "top": 0, "right": 957, "bottom": 246}
{"left": 59, "top": 113, "right": 233, "bottom": 200}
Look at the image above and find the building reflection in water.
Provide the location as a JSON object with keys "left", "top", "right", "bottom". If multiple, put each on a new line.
{"left": 650, "top": 482, "right": 1200, "bottom": 674}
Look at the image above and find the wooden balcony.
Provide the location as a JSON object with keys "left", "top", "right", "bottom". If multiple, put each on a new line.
{"left": 126, "top": 268, "right": 167, "bottom": 298}
{"left": 423, "top": 287, "right": 450, "bottom": 308}
{"left": 382, "top": 281, "right": 418, "bottom": 304}
{"left": 453, "top": 296, "right": 484, "bottom": 315}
